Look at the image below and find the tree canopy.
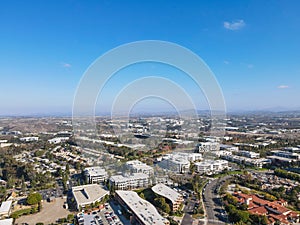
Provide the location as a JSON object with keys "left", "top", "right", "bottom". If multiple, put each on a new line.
{"left": 27, "top": 192, "right": 42, "bottom": 205}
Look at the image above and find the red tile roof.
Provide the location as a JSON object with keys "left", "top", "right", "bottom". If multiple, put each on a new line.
{"left": 248, "top": 201, "right": 259, "bottom": 210}
{"left": 268, "top": 213, "right": 289, "bottom": 224}
{"left": 266, "top": 202, "right": 291, "bottom": 215}
{"left": 234, "top": 192, "right": 299, "bottom": 224}
{"left": 248, "top": 206, "right": 268, "bottom": 215}
{"left": 251, "top": 195, "right": 270, "bottom": 206}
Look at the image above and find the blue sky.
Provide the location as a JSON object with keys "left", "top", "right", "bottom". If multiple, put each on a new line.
{"left": 1, "top": 0, "right": 300, "bottom": 115}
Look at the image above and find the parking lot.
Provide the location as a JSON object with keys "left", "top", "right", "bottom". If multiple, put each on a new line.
{"left": 77, "top": 201, "right": 130, "bottom": 225}
{"left": 39, "top": 187, "right": 64, "bottom": 201}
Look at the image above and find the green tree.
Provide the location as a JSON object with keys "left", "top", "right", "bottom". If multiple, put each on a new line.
{"left": 139, "top": 192, "right": 145, "bottom": 199}
{"left": 7, "top": 176, "right": 15, "bottom": 188}
{"left": 250, "top": 214, "right": 268, "bottom": 225}
{"left": 154, "top": 197, "right": 171, "bottom": 214}
{"left": 21, "top": 175, "right": 26, "bottom": 193}
{"left": 67, "top": 213, "right": 74, "bottom": 222}
{"left": 66, "top": 164, "right": 70, "bottom": 175}
{"left": 27, "top": 192, "right": 42, "bottom": 205}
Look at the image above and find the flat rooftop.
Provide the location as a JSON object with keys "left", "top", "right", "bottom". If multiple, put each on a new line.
{"left": 195, "top": 159, "right": 228, "bottom": 166}
{"left": 72, "top": 184, "right": 109, "bottom": 206}
{"left": 110, "top": 173, "right": 149, "bottom": 183}
{"left": 152, "top": 183, "right": 181, "bottom": 204}
{"left": 0, "top": 201, "right": 12, "bottom": 214}
{"left": 0, "top": 219, "right": 13, "bottom": 225}
{"left": 85, "top": 166, "right": 107, "bottom": 176}
{"left": 126, "top": 160, "right": 153, "bottom": 170}
{"left": 267, "top": 155, "right": 294, "bottom": 162}
{"left": 116, "top": 190, "right": 168, "bottom": 225}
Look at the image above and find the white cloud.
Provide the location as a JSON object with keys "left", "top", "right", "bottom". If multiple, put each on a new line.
{"left": 224, "top": 20, "right": 245, "bottom": 30}
{"left": 62, "top": 62, "right": 72, "bottom": 68}
{"left": 278, "top": 85, "right": 289, "bottom": 89}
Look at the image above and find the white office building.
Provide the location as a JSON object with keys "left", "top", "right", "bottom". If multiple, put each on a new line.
{"left": 197, "top": 142, "right": 220, "bottom": 152}
{"left": 212, "top": 150, "right": 232, "bottom": 157}
{"left": 48, "top": 137, "right": 69, "bottom": 144}
{"left": 20, "top": 137, "right": 39, "bottom": 142}
{"left": 238, "top": 150, "right": 260, "bottom": 159}
{"left": 195, "top": 160, "right": 228, "bottom": 174}
{"left": 0, "top": 219, "right": 13, "bottom": 225}
{"left": 0, "top": 201, "right": 12, "bottom": 219}
{"left": 220, "top": 144, "right": 239, "bottom": 152}
{"left": 158, "top": 152, "right": 202, "bottom": 173}
{"left": 159, "top": 154, "right": 190, "bottom": 173}
{"left": 109, "top": 173, "right": 150, "bottom": 190}
{"left": 115, "top": 190, "right": 169, "bottom": 225}
{"left": 125, "top": 160, "right": 154, "bottom": 175}
{"left": 152, "top": 183, "right": 183, "bottom": 211}
{"left": 223, "top": 155, "right": 271, "bottom": 168}
{"left": 72, "top": 184, "right": 109, "bottom": 210}
{"left": 267, "top": 150, "right": 300, "bottom": 163}
{"left": 84, "top": 166, "right": 108, "bottom": 184}
{"left": 283, "top": 147, "right": 300, "bottom": 153}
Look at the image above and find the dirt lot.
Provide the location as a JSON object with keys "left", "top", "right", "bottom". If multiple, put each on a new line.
{"left": 15, "top": 197, "right": 72, "bottom": 225}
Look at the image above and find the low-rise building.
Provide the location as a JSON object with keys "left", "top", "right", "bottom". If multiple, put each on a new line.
{"left": 268, "top": 150, "right": 300, "bottom": 163}
{"left": 220, "top": 144, "right": 239, "bottom": 152}
{"left": 72, "top": 184, "right": 109, "bottom": 210}
{"left": 0, "top": 201, "right": 12, "bottom": 219}
{"left": 211, "top": 150, "right": 232, "bottom": 157}
{"left": 152, "top": 183, "right": 183, "bottom": 211}
{"left": 125, "top": 160, "right": 154, "bottom": 175}
{"left": 158, "top": 152, "right": 202, "bottom": 173}
{"left": 109, "top": 173, "right": 150, "bottom": 190}
{"left": 84, "top": 167, "right": 108, "bottom": 184}
{"left": 19, "top": 137, "right": 39, "bottom": 142}
{"left": 197, "top": 142, "right": 220, "bottom": 152}
{"left": 159, "top": 154, "right": 190, "bottom": 173}
{"left": 234, "top": 192, "right": 299, "bottom": 224}
{"left": 194, "top": 160, "right": 228, "bottom": 174}
{"left": 0, "top": 143, "right": 13, "bottom": 148}
{"left": 223, "top": 155, "right": 271, "bottom": 168}
{"left": 0, "top": 218, "right": 13, "bottom": 225}
{"left": 283, "top": 147, "right": 300, "bottom": 153}
{"left": 48, "top": 137, "right": 69, "bottom": 144}
{"left": 238, "top": 150, "right": 260, "bottom": 159}
{"left": 115, "top": 190, "right": 169, "bottom": 225}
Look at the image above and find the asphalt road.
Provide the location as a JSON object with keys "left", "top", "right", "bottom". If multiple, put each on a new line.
{"left": 202, "top": 176, "right": 230, "bottom": 225}
{"left": 181, "top": 196, "right": 197, "bottom": 225}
